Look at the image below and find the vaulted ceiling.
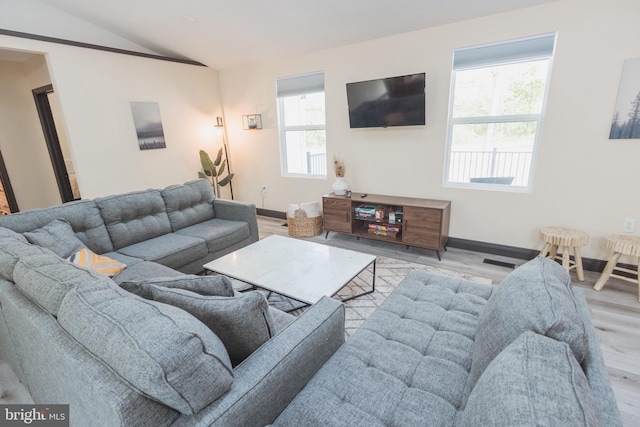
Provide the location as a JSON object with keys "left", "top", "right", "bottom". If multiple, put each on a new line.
{"left": 1, "top": 0, "right": 558, "bottom": 69}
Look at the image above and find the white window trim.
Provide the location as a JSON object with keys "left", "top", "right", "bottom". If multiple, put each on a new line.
{"left": 443, "top": 34, "right": 556, "bottom": 192}
{"left": 276, "top": 95, "right": 327, "bottom": 179}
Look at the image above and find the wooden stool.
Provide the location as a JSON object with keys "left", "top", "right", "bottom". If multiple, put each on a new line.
{"left": 539, "top": 226, "right": 589, "bottom": 281}
{"left": 593, "top": 234, "right": 640, "bottom": 302}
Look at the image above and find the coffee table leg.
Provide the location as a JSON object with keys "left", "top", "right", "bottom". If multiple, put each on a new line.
{"left": 340, "top": 259, "right": 376, "bottom": 302}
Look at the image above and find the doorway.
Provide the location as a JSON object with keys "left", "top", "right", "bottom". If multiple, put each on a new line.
{"left": 0, "top": 150, "right": 18, "bottom": 214}
{"left": 32, "top": 84, "right": 80, "bottom": 203}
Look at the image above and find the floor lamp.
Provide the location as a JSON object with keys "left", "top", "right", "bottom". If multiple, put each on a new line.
{"left": 215, "top": 117, "right": 234, "bottom": 200}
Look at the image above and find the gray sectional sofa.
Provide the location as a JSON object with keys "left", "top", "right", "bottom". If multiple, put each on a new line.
{"left": 272, "top": 257, "right": 622, "bottom": 427}
{"left": 0, "top": 177, "right": 622, "bottom": 427}
{"left": 0, "top": 179, "right": 346, "bottom": 426}
{"left": 0, "top": 178, "right": 258, "bottom": 276}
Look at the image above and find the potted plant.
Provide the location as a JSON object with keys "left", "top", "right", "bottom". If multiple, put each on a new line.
{"left": 198, "top": 148, "right": 234, "bottom": 198}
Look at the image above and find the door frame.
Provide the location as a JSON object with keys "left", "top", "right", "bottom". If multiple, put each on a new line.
{"left": 32, "top": 84, "right": 75, "bottom": 203}
{"left": 0, "top": 150, "right": 19, "bottom": 213}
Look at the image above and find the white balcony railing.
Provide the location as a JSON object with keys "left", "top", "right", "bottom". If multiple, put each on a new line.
{"left": 304, "top": 150, "right": 532, "bottom": 185}
{"left": 449, "top": 149, "right": 533, "bottom": 187}
{"left": 307, "top": 152, "right": 327, "bottom": 175}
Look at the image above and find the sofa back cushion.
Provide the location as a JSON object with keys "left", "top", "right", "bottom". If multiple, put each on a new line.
{"left": 120, "top": 274, "right": 234, "bottom": 300}
{"left": 57, "top": 280, "right": 233, "bottom": 415}
{"left": 96, "top": 189, "right": 171, "bottom": 250}
{"left": 0, "top": 200, "right": 113, "bottom": 254}
{"left": 458, "top": 331, "right": 600, "bottom": 426}
{"left": 13, "top": 253, "right": 108, "bottom": 316}
{"left": 0, "top": 238, "right": 52, "bottom": 281}
{"left": 0, "top": 226, "right": 28, "bottom": 243}
{"left": 23, "top": 218, "right": 87, "bottom": 258}
{"left": 466, "top": 256, "right": 588, "bottom": 394}
{"left": 149, "top": 287, "right": 274, "bottom": 366}
{"left": 161, "top": 179, "right": 215, "bottom": 231}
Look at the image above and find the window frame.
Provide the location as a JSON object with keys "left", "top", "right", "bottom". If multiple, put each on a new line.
{"left": 443, "top": 34, "right": 556, "bottom": 192}
{"left": 276, "top": 72, "right": 327, "bottom": 179}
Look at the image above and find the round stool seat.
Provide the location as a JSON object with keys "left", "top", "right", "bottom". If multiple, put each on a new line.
{"left": 604, "top": 234, "right": 640, "bottom": 257}
{"left": 540, "top": 226, "right": 589, "bottom": 247}
{"left": 539, "top": 226, "right": 589, "bottom": 281}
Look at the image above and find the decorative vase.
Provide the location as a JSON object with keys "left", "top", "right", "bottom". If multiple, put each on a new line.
{"left": 332, "top": 177, "right": 348, "bottom": 196}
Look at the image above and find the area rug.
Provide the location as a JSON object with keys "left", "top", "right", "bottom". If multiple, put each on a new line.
{"left": 262, "top": 255, "right": 493, "bottom": 336}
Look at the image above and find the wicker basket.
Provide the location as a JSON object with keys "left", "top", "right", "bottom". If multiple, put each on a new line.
{"left": 287, "top": 214, "right": 323, "bottom": 237}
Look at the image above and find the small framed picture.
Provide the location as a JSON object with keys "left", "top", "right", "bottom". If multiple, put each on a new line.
{"left": 242, "top": 114, "right": 262, "bottom": 130}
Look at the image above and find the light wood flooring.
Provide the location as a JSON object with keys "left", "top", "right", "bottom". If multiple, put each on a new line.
{"left": 257, "top": 215, "right": 640, "bottom": 426}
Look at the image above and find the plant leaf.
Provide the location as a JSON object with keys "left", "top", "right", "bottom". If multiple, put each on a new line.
{"left": 218, "top": 173, "right": 234, "bottom": 187}
{"left": 218, "top": 160, "right": 226, "bottom": 176}
{"left": 213, "top": 148, "right": 223, "bottom": 167}
{"left": 199, "top": 150, "right": 215, "bottom": 172}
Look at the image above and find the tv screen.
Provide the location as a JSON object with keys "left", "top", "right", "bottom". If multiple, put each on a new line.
{"left": 346, "top": 73, "right": 425, "bottom": 128}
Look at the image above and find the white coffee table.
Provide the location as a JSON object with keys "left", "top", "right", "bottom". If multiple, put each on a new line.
{"left": 203, "top": 235, "right": 376, "bottom": 305}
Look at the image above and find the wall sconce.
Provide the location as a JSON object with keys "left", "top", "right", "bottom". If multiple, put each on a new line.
{"left": 215, "top": 116, "right": 224, "bottom": 127}
{"left": 242, "top": 114, "right": 262, "bottom": 130}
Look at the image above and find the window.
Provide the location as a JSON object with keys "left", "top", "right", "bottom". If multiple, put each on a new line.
{"left": 276, "top": 72, "right": 326, "bottom": 177}
{"left": 444, "top": 34, "right": 556, "bottom": 190}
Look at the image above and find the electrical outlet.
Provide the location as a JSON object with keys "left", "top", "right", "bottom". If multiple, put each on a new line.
{"left": 623, "top": 218, "right": 636, "bottom": 233}
{"left": 261, "top": 186, "right": 268, "bottom": 193}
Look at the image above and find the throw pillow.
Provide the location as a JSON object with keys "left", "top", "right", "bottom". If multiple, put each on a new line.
{"left": 120, "top": 275, "right": 234, "bottom": 300}
{"left": 459, "top": 331, "right": 600, "bottom": 426}
{"left": 58, "top": 280, "right": 233, "bottom": 415}
{"left": 466, "top": 256, "right": 588, "bottom": 394}
{"left": 149, "top": 286, "right": 274, "bottom": 366}
{"left": 67, "top": 248, "right": 127, "bottom": 277}
{"left": 23, "top": 218, "right": 86, "bottom": 258}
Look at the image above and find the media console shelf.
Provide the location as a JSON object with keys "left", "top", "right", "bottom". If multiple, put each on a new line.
{"left": 322, "top": 192, "right": 451, "bottom": 260}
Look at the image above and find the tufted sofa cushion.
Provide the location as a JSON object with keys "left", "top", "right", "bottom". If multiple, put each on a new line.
{"left": 58, "top": 280, "right": 234, "bottom": 415}
{"left": 114, "top": 233, "right": 208, "bottom": 270}
{"left": 95, "top": 189, "right": 172, "bottom": 250}
{"left": 13, "top": 253, "right": 109, "bottom": 316}
{"left": 24, "top": 218, "right": 87, "bottom": 258}
{"left": 0, "top": 237, "right": 53, "bottom": 281}
{"left": 161, "top": 179, "right": 216, "bottom": 231}
{"left": 272, "top": 270, "right": 493, "bottom": 426}
{"left": 0, "top": 200, "right": 114, "bottom": 254}
{"left": 0, "top": 226, "right": 28, "bottom": 243}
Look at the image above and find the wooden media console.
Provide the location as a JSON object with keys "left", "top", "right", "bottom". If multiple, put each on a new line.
{"left": 322, "top": 192, "right": 451, "bottom": 260}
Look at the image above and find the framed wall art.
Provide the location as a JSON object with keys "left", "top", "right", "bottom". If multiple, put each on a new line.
{"left": 610, "top": 58, "right": 640, "bottom": 139}
{"left": 130, "top": 101, "right": 167, "bottom": 150}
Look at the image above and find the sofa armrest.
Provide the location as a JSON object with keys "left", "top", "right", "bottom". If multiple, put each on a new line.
{"left": 213, "top": 199, "right": 259, "bottom": 243}
{"left": 171, "top": 296, "right": 345, "bottom": 427}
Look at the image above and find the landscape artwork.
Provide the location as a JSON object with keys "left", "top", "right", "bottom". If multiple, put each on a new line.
{"left": 130, "top": 101, "right": 167, "bottom": 149}
{"left": 610, "top": 58, "right": 640, "bottom": 139}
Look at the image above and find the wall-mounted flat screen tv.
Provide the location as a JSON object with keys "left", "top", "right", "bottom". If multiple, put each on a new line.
{"left": 346, "top": 73, "right": 425, "bottom": 128}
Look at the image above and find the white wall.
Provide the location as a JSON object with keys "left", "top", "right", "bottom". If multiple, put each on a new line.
{"left": 0, "top": 35, "right": 225, "bottom": 200}
{"left": 219, "top": 0, "right": 640, "bottom": 260}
